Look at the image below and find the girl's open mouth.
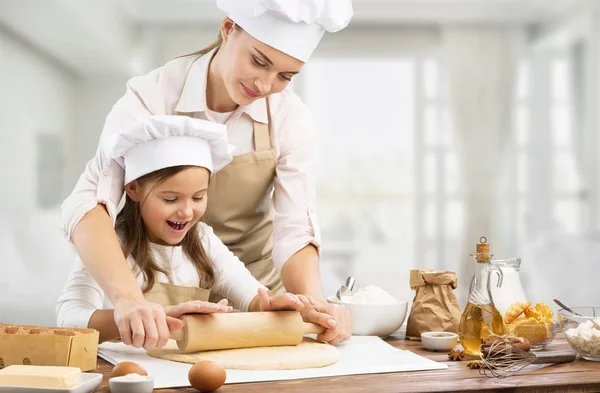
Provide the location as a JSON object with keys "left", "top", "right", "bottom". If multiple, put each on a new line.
{"left": 167, "top": 221, "right": 188, "bottom": 231}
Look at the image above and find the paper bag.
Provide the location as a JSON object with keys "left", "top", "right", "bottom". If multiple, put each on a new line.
{"left": 405, "top": 270, "right": 461, "bottom": 340}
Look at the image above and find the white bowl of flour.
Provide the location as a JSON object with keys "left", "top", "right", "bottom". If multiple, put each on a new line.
{"left": 327, "top": 285, "right": 408, "bottom": 337}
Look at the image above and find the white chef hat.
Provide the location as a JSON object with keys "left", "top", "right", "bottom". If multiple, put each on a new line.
{"left": 217, "top": 0, "right": 353, "bottom": 62}
{"left": 107, "top": 115, "right": 235, "bottom": 185}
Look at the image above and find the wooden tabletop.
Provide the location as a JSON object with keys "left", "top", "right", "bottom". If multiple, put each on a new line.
{"left": 94, "top": 333, "right": 600, "bottom": 393}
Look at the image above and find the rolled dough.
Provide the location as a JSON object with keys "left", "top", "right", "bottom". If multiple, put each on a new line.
{"left": 147, "top": 338, "right": 340, "bottom": 370}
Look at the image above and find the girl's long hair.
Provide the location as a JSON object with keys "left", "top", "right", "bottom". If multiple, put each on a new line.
{"left": 115, "top": 166, "right": 214, "bottom": 292}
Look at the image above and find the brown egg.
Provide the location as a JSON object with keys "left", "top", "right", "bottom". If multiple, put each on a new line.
{"left": 110, "top": 361, "right": 148, "bottom": 379}
{"left": 188, "top": 360, "right": 226, "bottom": 392}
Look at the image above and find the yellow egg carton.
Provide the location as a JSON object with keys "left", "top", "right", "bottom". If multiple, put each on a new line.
{"left": 0, "top": 324, "right": 99, "bottom": 371}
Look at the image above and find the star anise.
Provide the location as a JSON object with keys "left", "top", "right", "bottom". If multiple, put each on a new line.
{"left": 448, "top": 349, "right": 465, "bottom": 361}
{"left": 467, "top": 360, "right": 485, "bottom": 369}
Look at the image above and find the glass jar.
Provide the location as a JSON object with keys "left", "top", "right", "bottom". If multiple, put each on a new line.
{"left": 490, "top": 257, "right": 527, "bottom": 317}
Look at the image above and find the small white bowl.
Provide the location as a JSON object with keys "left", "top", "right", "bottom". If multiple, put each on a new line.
{"left": 109, "top": 375, "right": 154, "bottom": 393}
{"left": 327, "top": 296, "right": 408, "bottom": 337}
{"left": 421, "top": 331, "right": 459, "bottom": 351}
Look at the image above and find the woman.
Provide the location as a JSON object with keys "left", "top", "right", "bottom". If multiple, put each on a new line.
{"left": 61, "top": 0, "right": 353, "bottom": 349}
{"left": 57, "top": 115, "right": 327, "bottom": 346}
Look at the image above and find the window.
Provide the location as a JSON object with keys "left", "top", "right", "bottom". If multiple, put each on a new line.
{"left": 416, "top": 58, "right": 463, "bottom": 270}
{"left": 518, "top": 53, "right": 585, "bottom": 253}
{"left": 299, "top": 50, "right": 586, "bottom": 298}
{"left": 302, "top": 56, "right": 456, "bottom": 299}
{"left": 549, "top": 57, "right": 583, "bottom": 234}
{"left": 302, "top": 58, "right": 417, "bottom": 297}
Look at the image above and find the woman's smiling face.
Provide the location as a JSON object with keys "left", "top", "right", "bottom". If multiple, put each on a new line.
{"left": 215, "top": 18, "right": 305, "bottom": 105}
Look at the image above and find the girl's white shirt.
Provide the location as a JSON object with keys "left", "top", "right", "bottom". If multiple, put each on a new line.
{"left": 56, "top": 222, "right": 265, "bottom": 328}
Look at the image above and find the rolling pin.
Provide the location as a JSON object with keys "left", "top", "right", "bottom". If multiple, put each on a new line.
{"left": 170, "top": 311, "right": 325, "bottom": 353}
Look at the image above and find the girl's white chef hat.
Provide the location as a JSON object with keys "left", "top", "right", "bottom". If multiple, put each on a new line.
{"left": 107, "top": 115, "right": 235, "bottom": 185}
{"left": 217, "top": 0, "right": 353, "bottom": 62}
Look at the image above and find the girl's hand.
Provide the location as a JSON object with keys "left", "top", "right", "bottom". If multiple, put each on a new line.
{"left": 165, "top": 299, "right": 232, "bottom": 319}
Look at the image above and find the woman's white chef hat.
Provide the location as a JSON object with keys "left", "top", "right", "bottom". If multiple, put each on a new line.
{"left": 217, "top": 0, "right": 354, "bottom": 62}
{"left": 106, "top": 115, "right": 235, "bottom": 185}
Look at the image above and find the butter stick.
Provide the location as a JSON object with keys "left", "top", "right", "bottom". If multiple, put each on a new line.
{"left": 0, "top": 365, "right": 81, "bottom": 388}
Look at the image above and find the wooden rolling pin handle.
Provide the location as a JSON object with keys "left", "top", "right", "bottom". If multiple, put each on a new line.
{"left": 170, "top": 328, "right": 184, "bottom": 342}
{"left": 302, "top": 321, "right": 326, "bottom": 335}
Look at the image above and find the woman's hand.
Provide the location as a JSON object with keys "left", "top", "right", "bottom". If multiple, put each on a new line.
{"left": 298, "top": 296, "right": 352, "bottom": 345}
{"left": 256, "top": 287, "right": 306, "bottom": 311}
{"left": 165, "top": 299, "right": 233, "bottom": 319}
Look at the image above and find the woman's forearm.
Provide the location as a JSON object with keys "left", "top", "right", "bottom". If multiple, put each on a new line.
{"left": 88, "top": 309, "right": 120, "bottom": 343}
{"left": 71, "top": 205, "right": 143, "bottom": 303}
{"left": 280, "top": 244, "right": 325, "bottom": 302}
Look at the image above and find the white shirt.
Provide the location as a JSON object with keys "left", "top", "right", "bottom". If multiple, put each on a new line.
{"left": 60, "top": 48, "right": 321, "bottom": 271}
{"left": 56, "top": 223, "right": 265, "bottom": 328}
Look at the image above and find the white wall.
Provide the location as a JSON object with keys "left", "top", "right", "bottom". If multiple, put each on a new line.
{"left": 0, "top": 29, "right": 77, "bottom": 325}
{"left": 68, "top": 77, "right": 130, "bottom": 184}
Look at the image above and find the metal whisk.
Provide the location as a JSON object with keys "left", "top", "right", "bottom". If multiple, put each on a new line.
{"left": 479, "top": 336, "right": 577, "bottom": 378}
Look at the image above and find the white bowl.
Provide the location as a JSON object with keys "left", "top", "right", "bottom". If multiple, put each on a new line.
{"left": 326, "top": 296, "right": 408, "bottom": 337}
{"left": 421, "top": 331, "right": 458, "bottom": 351}
{"left": 109, "top": 375, "right": 154, "bottom": 393}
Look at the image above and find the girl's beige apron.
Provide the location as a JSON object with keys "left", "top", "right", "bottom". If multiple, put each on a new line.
{"left": 174, "top": 56, "right": 285, "bottom": 300}
{"left": 144, "top": 281, "right": 211, "bottom": 305}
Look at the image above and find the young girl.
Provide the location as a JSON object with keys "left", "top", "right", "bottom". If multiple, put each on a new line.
{"left": 56, "top": 115, "right": 316, "bottom": 347}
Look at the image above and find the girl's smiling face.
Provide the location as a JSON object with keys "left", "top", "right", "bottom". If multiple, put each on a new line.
{"left": 126, "top": 167, "right": 210, "bottom": 245}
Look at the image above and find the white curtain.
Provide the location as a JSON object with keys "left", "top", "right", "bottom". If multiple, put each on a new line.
{"left": 442, "top": 27, "right": 523, "bottom": 304}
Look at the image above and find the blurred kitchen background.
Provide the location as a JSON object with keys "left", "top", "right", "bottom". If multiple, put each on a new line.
{"left": 1, "top": 0, "right": 600, "bottom": 326}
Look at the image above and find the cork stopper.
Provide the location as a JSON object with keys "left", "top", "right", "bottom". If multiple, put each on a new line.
{"left": 471, "top": 236, "right": 492, "bottom": 263}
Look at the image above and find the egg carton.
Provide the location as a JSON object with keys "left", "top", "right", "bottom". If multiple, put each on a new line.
{"left": 0, "top": 326, "right": 87, "bottom": 336}
{"left": 0, "top": 323, "right": 99, "bottom": 371}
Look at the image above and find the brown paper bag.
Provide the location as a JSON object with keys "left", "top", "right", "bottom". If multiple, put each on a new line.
{"left": 405, "top": 270, "right": 461, "bottom": 340}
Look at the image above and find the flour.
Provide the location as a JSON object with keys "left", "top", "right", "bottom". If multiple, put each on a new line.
{"left": 111, "top": 373, "right": 151, "bottom": 382}
{"left": 343, "top": 285, "right": 398, "bottom": 305}
{"left": 565, "top": 320, "right": 600, "bottom": 357}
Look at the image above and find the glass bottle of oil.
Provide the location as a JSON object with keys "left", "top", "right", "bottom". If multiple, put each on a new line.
{"left": 459, "top": 237, "right": 507, "bottom": 356}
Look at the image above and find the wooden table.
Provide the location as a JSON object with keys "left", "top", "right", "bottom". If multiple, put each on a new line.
{"left": 94, "top": 333, "right": 600, "bottom": 392}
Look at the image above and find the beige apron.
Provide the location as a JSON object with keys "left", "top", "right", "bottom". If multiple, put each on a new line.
{"left": 201, "top": 103, "right": 284, "bottom": 299}
{"left": 144, "top": 282, "right": 211, "bottom": 306}
{"left": 174, "top": 57, "right": 284, "bottom": 300}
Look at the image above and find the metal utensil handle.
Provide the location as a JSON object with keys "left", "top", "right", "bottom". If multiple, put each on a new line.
{"left": 553, "top": 299, "right": 581, "bottom": 316}
{"left": 532, "top": 351, "right": 577, "bottom": 364}
{"left": 345, "top": 276, "right": 356, "bottom": 292}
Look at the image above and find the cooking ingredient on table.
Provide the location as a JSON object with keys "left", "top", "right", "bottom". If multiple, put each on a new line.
{"left": 565, "top": 318, "right": 600, "bottom": 360}
{"left": 421, "top": 331, "right": 458, "bottom": 351}
{"left": 148, "top": 337, "right": 340, "bottom": 370}
{"left": 405, "top": 270, "right": 461, "bottom": 340}
{"left": 338, "top": 285, "right": 398, "bottom": 304}
{"left": 188, "top": 360, "right": 226, "bottom": 392}
{"left": 503, "top": 301, "right": 556, "bottom": 349}
{"left": 448, "top": 348, "right": 465, "bottom": 361}
{"left": 0, "top": 365, "right": 81, "bottom": 388}
{"left": 110, "top": 361, "right": 148, "bottom": 379}
{"left": 109, "top": 374, "right": 154, "bottom": 393}
{"left": 480, "top": 336, "right": 531, "bottom": 357}
{"left": 327, "top": 288, "right": 408, "bottom": 337}
{"left": 459, "top": 237, "right": 507, "bottom": 356}
{"left": 171, "top": 311, "right": 324, "bottom": 353}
